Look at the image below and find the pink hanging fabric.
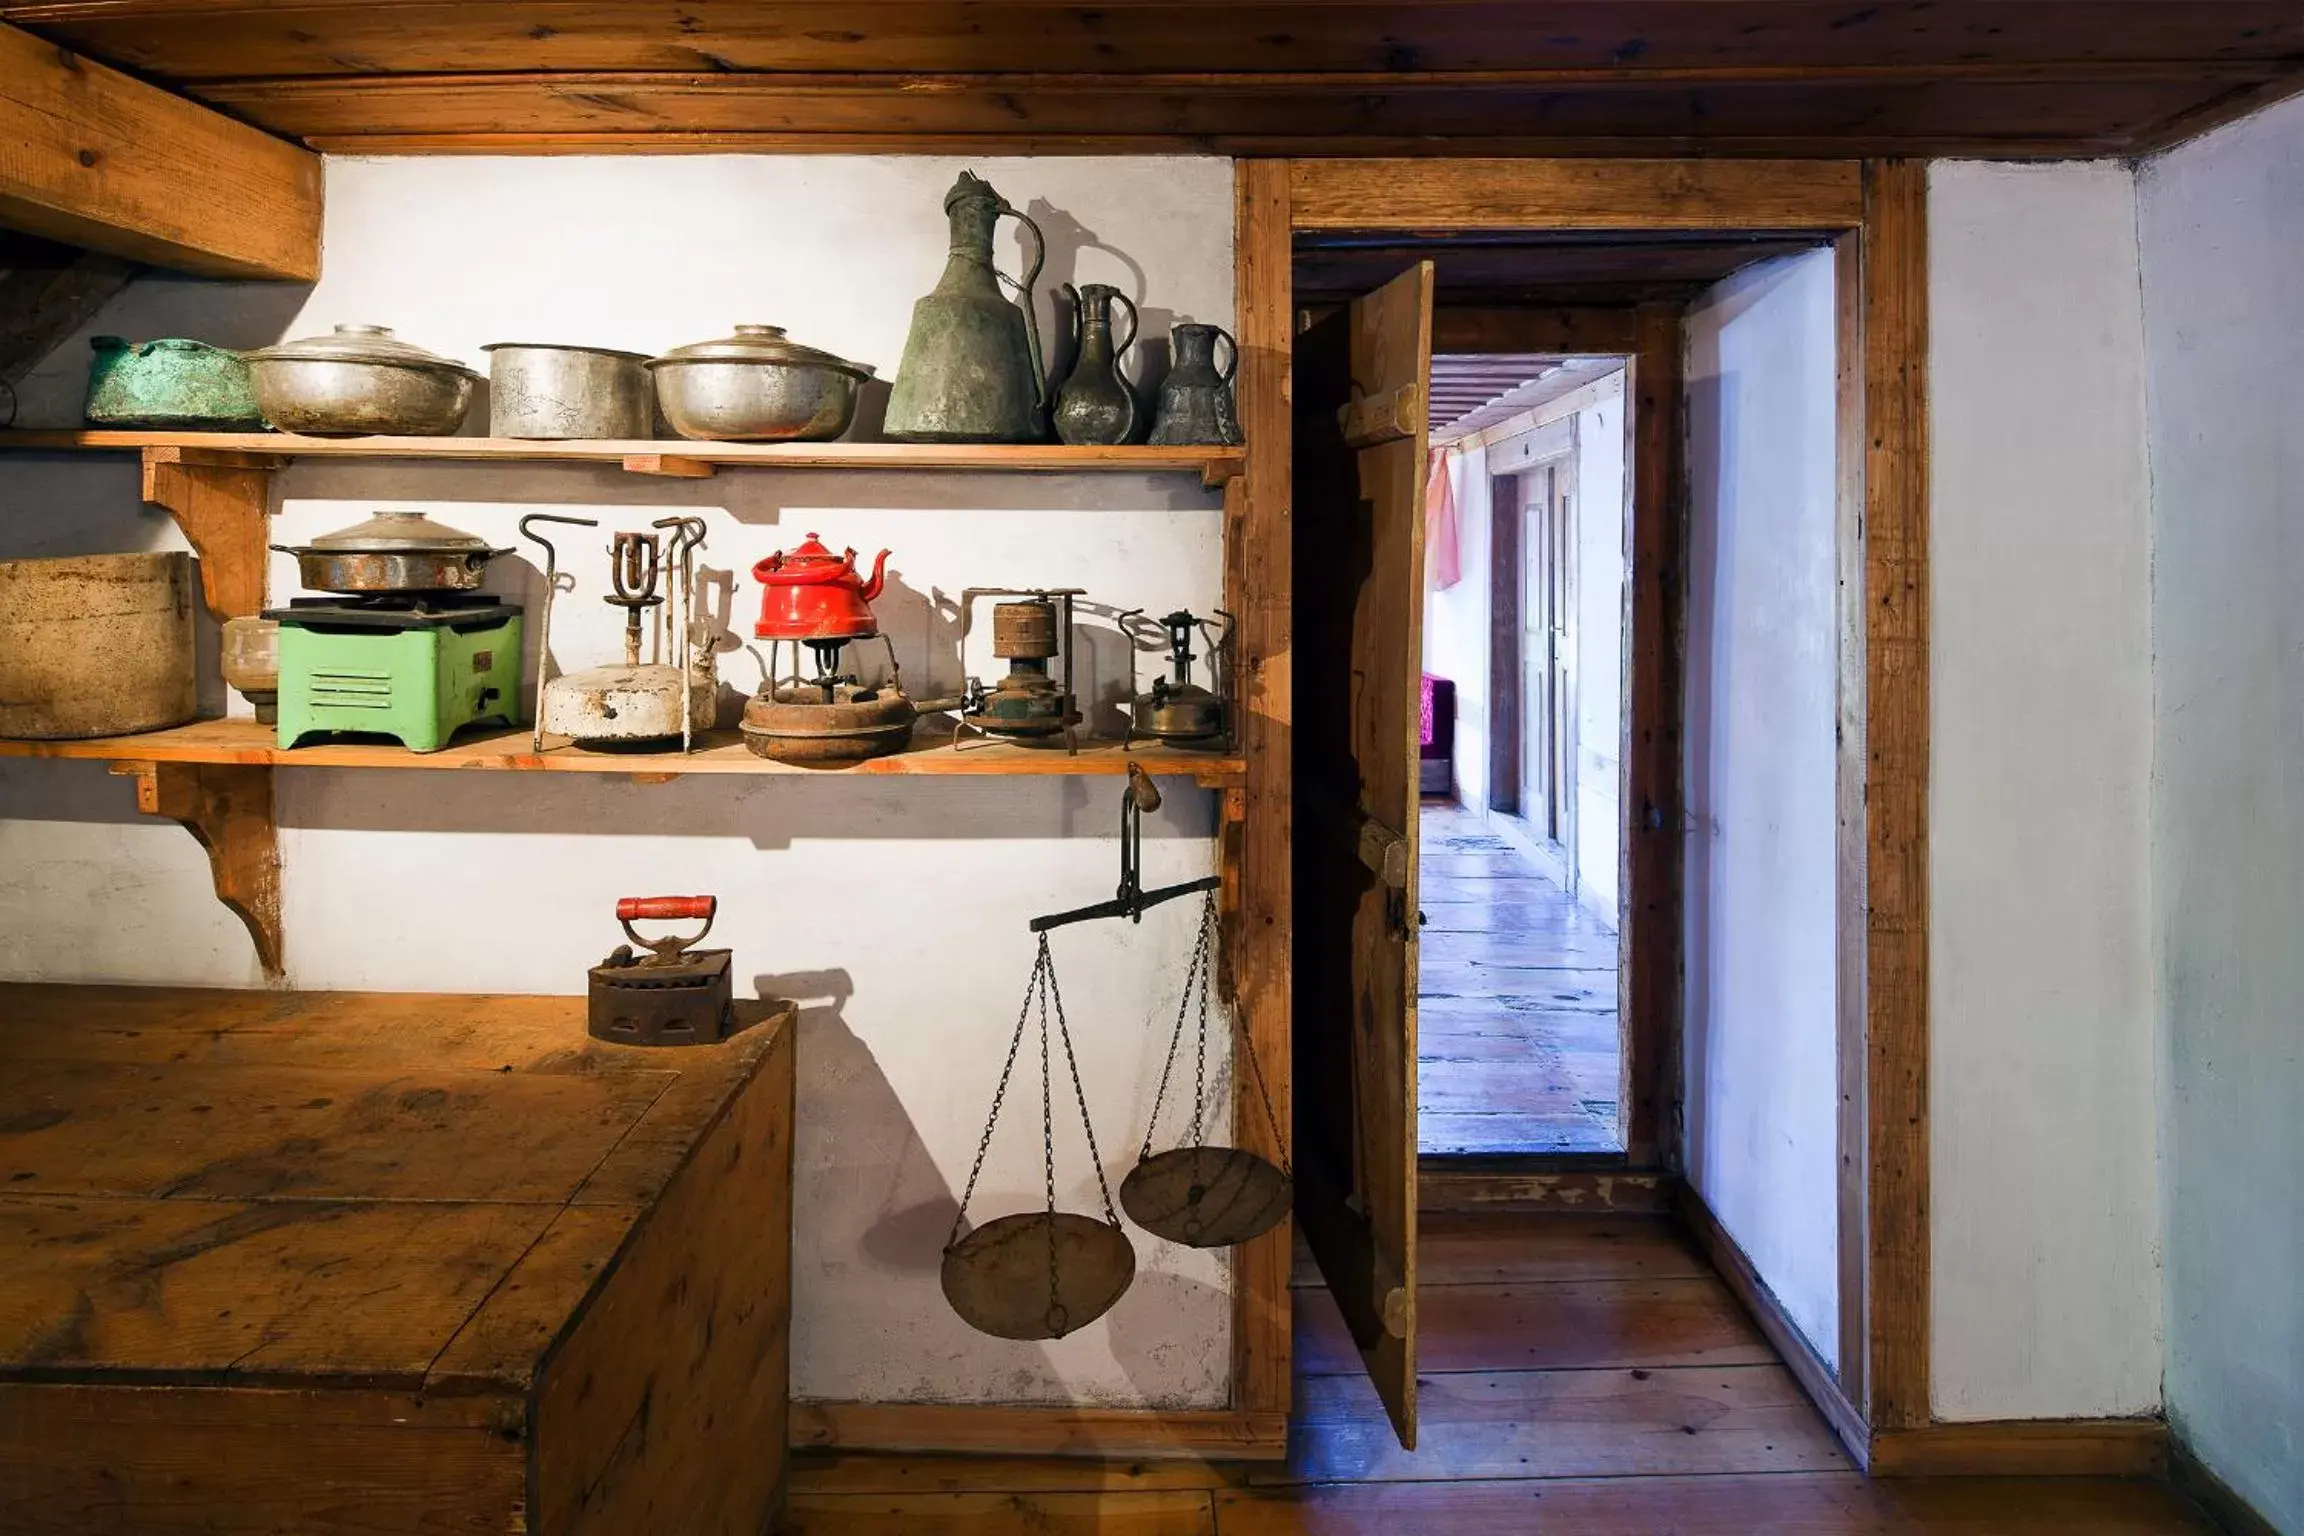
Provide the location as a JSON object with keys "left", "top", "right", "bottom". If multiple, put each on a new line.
{"left": 1425, "top": 447, "right": 1464, "bottom": 591}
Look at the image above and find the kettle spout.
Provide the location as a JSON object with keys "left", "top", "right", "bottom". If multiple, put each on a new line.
{"left": 861, "top": 549, "right": 892, "bottom": 602}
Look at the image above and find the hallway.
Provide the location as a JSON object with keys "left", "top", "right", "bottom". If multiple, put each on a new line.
{"left": 783, "top": 1212, "right": 2215, "bottom": 1532}
{"left": 1418, "top": 803, "right": 1621, "bottom": 1154}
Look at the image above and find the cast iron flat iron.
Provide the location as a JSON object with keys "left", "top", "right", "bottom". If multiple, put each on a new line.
{"left": 588, "top": 894, "right": 733, "bottom": 1047}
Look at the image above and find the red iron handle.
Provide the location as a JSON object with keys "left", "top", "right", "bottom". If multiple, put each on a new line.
{"left": 618, "top": 895, "right": 716, "bottom": 922}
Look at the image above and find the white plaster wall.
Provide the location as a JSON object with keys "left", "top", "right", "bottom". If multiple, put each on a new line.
{"left": 0, "top": 154, "right": 1239, "bottom": 1408}
{"left": 1421, "top": 444, "right": 1493, "bottom": 807}
{"left": 1927, "top": 160, "right": 2159, "bottom": 1420}
{"left": 1682, "top": 248, "right": 1842, "bottom": 1368}
{"left": 1572, "top": 382, "right": 1626, "bottom": 922}
{"left": 2137, "top": 94, "right": 2304, "bottom": 1529}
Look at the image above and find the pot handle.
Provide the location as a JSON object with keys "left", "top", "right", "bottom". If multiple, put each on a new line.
{"left": 1213, "top": 326, "right": 1239, "bottom": 386}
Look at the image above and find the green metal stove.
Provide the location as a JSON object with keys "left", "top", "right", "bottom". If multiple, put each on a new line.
{"left": 270, "top": 595, "right": 523, "bottom": 753}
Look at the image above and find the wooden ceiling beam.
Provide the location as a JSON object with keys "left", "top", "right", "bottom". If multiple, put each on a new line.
{"left": 0, "top": 22, "right": 318, "bottom": 280}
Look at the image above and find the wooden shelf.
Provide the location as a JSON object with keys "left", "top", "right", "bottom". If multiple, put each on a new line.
{"left": 0, "top": 430, "right": 1244, "bottom": 485}
{"left": 0, "top": 717, "right": 1245, "bottom": 785}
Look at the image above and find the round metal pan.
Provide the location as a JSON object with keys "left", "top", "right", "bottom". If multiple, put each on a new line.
{"left": 1119, "top": 1146, "right": 1292, "bottom": 1249}
{"left": 941, "top": 1211, "right": 1135, "bottom": 1340}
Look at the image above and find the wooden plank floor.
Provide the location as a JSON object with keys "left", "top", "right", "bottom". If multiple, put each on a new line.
{"left": 786, "top": 1214, "right": 2213, "bottom": 1533}
{"left": 1417, "top": 802, "right": 1621, "bottom": 1154}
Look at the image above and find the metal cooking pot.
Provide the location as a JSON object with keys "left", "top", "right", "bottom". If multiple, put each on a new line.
{"left": 646, "top": 325, "right": 873, "bottom": 442}
{"left": 85, "top": 336, "right": 263, "bottom": 429}
{"left": 484, "top": 342, "right": 651, "bottom": 439}
{"left": 272, "top": 511, "right": 511, "bottom": 593}
{"left": 244, "top": 324, "right": 479, "bottom": 437}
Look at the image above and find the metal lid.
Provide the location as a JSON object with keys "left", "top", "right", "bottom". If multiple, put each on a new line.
{"left": 645, "top": 325, "right": 874, "bottom": 379}
{"left": 481, "top": 341, "right": 650, "bottom": 361}
{"left": 306, "top": 511, "right": 497, "bottom": 552}
{"left": 245, "top": 323, "right": 481, "bottom": 379}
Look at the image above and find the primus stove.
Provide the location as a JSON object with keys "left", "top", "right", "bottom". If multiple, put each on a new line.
{"left": 739, "top": 535, "right": 956, "bottom": 763}
{"left": 1122, "top": 608, "right": 1232, "bottom": 748}
{"left": 588, "top": 895, "right": 733, "bottom": 1047}
{"left": 956, "top": 588, "right": 1084, "bottom": 752}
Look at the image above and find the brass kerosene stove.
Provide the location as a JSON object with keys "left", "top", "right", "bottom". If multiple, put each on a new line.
{"left": 1121, "top": 608, "right": 1231, "bottom": 749}
{"left": 955, "top": 588, "right": 1084, "bottom": 752}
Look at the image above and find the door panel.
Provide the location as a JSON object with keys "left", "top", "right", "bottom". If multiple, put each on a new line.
{"left": 1292, "top": 261, "right": 1433, "bottom": 1451}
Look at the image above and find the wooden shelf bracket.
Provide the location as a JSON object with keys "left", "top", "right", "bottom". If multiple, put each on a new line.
{"left": 109, "top": 759, "right": 283, "bottom": 976}
{"left": 139, "top": 447, "right": 278, "bottom": 622}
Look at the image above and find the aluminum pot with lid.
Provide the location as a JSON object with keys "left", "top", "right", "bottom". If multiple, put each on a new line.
{"left": 647, "top": 325, "right": 874, "bottom": 442}
{"left": 272, "top": 511, "right": 512, "bottom": 593}
{"left": 244, "top": 324, "right": 480, "bottom": 437}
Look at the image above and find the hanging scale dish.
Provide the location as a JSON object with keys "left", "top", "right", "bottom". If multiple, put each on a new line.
{"left": 1119, "top": 893, "right": 1293, "bottom": 1248}
{"left": 942, "top": 932, "right": 1136, "bottom": 1341}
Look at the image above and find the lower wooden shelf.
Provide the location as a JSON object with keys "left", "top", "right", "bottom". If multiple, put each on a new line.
{"left": 0, "top": 717, "right": 1245, "bottom": 785}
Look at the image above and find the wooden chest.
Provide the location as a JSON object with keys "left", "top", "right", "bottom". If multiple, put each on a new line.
{"left": 0, "top": 985, "right": 795, "bottom": 1534}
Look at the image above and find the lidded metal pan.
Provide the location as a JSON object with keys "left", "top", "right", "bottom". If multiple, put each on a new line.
{"left": 272, "top": 511, "right": 512, "bottom": 594}
{"left": 646, "top": 325, "right": 875, "bottom": 442}
{"left": 244, "top": 323, "right": 480, "bottom": 437}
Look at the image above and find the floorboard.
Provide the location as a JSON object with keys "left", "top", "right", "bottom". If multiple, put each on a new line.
{"left": 1417, "top": 804, "right": 1622, "bottom": 1154}
{"left": 789, "top": 1215, "right": 2212, "bottom": 1534}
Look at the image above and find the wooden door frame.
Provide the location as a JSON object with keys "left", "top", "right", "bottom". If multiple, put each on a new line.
{"left": 1232, "top": 157, "right": 1930, "bottom": 1441}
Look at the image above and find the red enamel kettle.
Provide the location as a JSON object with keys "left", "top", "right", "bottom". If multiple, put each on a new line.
{"left": 751, "top": 533, "right": 891, "bottom": 640}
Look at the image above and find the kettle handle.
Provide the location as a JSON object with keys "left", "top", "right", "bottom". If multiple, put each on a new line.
{"left": 1212, "top": 325, "right": 1239, "bottom": 386}
{"left": 996, "top": 203, "right": 1050, "bottom": 418}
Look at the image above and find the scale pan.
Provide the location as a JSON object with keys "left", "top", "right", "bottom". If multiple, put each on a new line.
{"left": 1120, "top": 1146, "right": 1292, "bottom": 1249}
{"left": 942, "top": 1211, "right": 1136, "bottom": 1340}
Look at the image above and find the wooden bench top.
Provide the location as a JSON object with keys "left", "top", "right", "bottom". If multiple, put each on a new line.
{"left": 0, "top": 985, "right": 793, "bottom": 1396}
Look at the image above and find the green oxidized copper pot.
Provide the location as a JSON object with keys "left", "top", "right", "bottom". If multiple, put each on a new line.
{"left": 84, "top": 336, "right": 263, "bottom": 429}
{"left": 885, "top": 172, "right": 1049, "bottom": 443}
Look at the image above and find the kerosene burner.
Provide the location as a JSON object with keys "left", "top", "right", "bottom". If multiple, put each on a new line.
{"left": 955, "top": 587, "right": 1086, "bottom": 752}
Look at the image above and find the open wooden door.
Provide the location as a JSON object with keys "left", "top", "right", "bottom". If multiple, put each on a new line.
{"left": 1292, "top": 261, "right": 1434, "bottom": 1451}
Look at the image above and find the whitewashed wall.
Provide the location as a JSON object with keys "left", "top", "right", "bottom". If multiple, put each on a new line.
{"left": 1681, "top": 248, "right": 1843, "bottom": 1368}
{"left": 1422, "top": 444, "right": 1493, "bottom": 807}
{"left": 2137, "top": 94, "right": 2304, "bottom": 1530}
{"left": 1571, "top": 383, "right": 1627, "bottom": 923}
{"left": 1928, "top": 160, "right": 2159, "bottom": 1421}
{"left": 0, "top": 154, "right": 1239, "bottom": 1409}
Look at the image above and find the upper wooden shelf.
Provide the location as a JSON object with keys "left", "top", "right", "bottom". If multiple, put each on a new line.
{"left": 0, "top": 431, "right": 1244, "bottom": 486}
{"left": 0, "top": 718, "right": 1244, "bottom": 787}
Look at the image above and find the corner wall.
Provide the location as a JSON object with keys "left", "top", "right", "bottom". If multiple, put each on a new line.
{"left": 0, "top": 153, "right": 1237, "bottom": 1412}
{"left": 1926, "top": 160, "right": 2159, "bottom": 1421}
{"left": 1681, "top": 247, "right": 1842, "bottom": 1366}
{"left": 2137, "top": 94, "right": 2304, "bottom": 1531}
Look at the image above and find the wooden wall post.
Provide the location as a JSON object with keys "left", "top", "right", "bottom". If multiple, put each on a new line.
{"left": 1622, "top": 301, "right": 1686, "bottom": 1169}
{"left": 1858, "top": 158, "right": 1932, "bottom": 1433}
{"left": 1229, "top": 158, "right": 1294, "bottom": 1417}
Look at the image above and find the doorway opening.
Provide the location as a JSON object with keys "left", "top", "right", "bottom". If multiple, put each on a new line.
{"left": 1417, "top": 354, "right": 1631, "bottom": 1156}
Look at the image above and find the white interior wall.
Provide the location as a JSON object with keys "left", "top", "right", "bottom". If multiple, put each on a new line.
{"left": 2137, "top": 93, "right": 2304, "bottom": 1529}
{"left": 1681, "top": 247, "right": 1842, "bottom": 1367}
{"left": 1571, "top": 383, "right": 1626, "bottom": 923}
{"left": 1927, "top": 160, "right": 2159, "bottom": 1420}
{"left": 0, "top": 153, "right": 1238, "bottom": 1410}
{"left": 1421, "top": 444, "right": 1493, "bottom": 808}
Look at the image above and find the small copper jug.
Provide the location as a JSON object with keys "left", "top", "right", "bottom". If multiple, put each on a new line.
{"left": 1147, "top": 323, "right": 1242, "bottom": 447}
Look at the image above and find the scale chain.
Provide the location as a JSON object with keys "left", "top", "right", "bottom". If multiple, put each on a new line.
{"left": 947, "top": 939, "right": 1045, "bottom": 1249}
{"left": 1044, "top": 937, "right": 1122, "bottom": 1226}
